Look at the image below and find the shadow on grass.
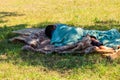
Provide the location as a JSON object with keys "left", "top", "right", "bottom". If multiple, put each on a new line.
{"left": 68, "top": 19, "right": 120, "bottom": 31}
{"left": 0, "top": 21, "right": 120, "bottom": 72}
{"left": 19, "top": 52, "right": 107, "bottom": 71}
{"left": 0, "top": 24, "right": 27, "bottom": 54}
{"left": 0, "top": 11, "right": 24, "bottom": 18}
{"left": 0, "top": 19, "right": 8, "bottom": 23}
{"left": 84, "top": 19, "right": 120, "bottom": 31}
{"left": 0, "top": 11, "right": 25, "bottom": 24}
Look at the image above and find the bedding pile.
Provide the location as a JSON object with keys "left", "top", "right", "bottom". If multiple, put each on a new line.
{"left": 9, "top": 28, "right": 120, "bottom": 60}
{"left": 9, "top": 28, "right": 96, "bottom": 54}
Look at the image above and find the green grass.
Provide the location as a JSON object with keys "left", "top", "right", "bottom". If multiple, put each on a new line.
{"left": 0, "top": 0, "right": 120, "bottom": 80}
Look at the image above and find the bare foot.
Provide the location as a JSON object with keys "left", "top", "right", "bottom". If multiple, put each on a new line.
{"left": 95, "top": 46, "right": 115, "bottom": 54}
{"left": 106, "top": 49, "right": 120, "bottom": 60}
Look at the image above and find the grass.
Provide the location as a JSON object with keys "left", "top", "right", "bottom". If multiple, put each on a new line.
{"left": 0, "top": 0, "right": 120, "bottom": 80}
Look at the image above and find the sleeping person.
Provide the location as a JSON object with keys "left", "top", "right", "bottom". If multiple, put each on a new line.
{"left": 45, "top": 24, "right": 120, "bottom": 51}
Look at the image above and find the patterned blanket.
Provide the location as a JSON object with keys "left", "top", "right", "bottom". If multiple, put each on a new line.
{"left": 9, "top": 28, "right": 113, "bottom": 54}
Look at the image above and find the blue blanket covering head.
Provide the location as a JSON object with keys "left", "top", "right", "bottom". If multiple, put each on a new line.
{"left": 51, "top": 24, "right": 120, "bottom": 49}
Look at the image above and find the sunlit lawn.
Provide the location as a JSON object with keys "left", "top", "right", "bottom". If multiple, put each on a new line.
{"left": 0, "top": 0, "right": 120, "bottom": 80}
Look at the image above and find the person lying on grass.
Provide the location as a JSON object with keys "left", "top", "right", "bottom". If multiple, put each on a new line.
{"left": 45, "top": 24, "right": 120, "bottom": 56}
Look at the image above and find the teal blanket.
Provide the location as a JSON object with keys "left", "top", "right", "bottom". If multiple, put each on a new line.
{"left": 51, "top": 24, "right": 120, "bottom": 49}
